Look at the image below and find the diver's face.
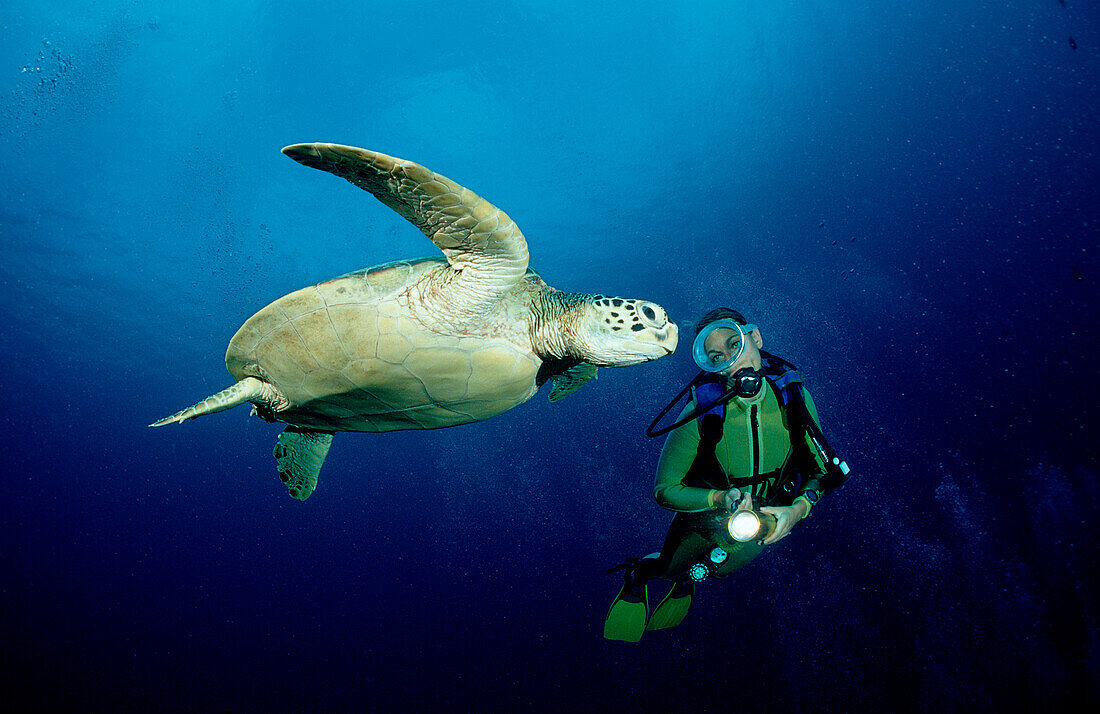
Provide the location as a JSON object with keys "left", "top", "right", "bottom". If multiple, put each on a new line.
{"left": 702, "top": 326, "right": 763, "bottom": 379}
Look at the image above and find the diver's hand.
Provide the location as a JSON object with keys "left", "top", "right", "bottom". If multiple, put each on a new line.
{"left": 712, "top": 489, "right": 749, "bottom": 512}
{"left": 760, "top": 501, "right": 810, "bottom": 545}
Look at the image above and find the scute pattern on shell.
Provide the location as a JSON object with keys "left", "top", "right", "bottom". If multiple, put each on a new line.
{"left": 225, "top": 258, "right": 542, "bottom": 432}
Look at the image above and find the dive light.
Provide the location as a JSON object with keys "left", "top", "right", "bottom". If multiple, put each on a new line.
{"left": 722, "top": 509, "right": 777, "bottom": 543}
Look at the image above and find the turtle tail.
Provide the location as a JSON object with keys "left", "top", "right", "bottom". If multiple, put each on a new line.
{"left": 149, "top": 376, "right": 283, "bottom": 427}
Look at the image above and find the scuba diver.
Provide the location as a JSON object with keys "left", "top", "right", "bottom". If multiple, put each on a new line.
{"left": 603, "top": 308, "right": 850, "bottom": 642}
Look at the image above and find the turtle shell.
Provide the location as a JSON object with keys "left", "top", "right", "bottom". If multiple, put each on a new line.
{"left": 225, "top": 257, "right": 543, "bottom": 432}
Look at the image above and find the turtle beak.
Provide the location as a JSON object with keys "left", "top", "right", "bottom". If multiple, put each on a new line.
{"left": 662, "top": 322, "right": 679, "bottom": 353}
{"left": 621, "top": 322, "right": 677, "bottom": 364}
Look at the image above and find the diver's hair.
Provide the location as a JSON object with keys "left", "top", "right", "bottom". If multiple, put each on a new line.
{"left": 695, "top": 307, "right": 747, "bottom": 335}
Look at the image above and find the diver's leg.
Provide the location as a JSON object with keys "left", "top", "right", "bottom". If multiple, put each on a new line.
{"left": 647, "top": 537, "right": 765, "bottom": 631}
{"left": 660, "top": 531, "right": 719, "bottom": 579}
{"left": 646, "top": 578, "right": 695, "bottom": 631}
{"left": 632, "top": 522, "right": 769, "bottom": 634}
{"left": 604, "top": 517, "right": 695, "bottom": 641}
{"left": 603, "top": 560, "right": 651, "bottom": 642}
{"left": 713, "top": 539, "right": 765, "bottom": 577}
{"left": 642, "top": 521, "right": 715, "bottom": 632}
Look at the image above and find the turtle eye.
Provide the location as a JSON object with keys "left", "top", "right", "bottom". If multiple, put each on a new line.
{"left": 636, "top": 302, "right": 665, "bottom": 327}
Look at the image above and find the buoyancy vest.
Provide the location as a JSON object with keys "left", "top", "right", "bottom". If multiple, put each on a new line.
{"left": 681, "top": 352, "right": 849, "bottom": 505}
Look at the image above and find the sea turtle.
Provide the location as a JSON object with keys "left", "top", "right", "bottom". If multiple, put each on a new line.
{"left": 151, "top": 144, "right": 678, "bottom": 500}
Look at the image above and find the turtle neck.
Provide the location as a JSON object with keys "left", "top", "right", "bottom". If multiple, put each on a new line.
{"left": 529, "top": 289, "right": 592, "bottom": 360}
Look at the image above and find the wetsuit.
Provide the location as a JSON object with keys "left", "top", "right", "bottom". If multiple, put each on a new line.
{"left": 637, "top": 380, "right": 826, "bottom": 581}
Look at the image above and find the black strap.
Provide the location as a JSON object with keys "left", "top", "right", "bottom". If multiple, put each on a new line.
{"left": 646, "top": 372, "right": 730, "bottom": 438}
{"left": 727, "top": 466, "right": 785, "bottom": 488}
{"left": 758, "top": 352, "right": 850, "bottom": 493}
{"left": 647, "top": 352, "right": 796, "bottom": 438}
{"left": 795, "top": 390, "right": 850, "bottom": 492}
{"left": 649, "top": 352, "right": 848, "bottom": 494}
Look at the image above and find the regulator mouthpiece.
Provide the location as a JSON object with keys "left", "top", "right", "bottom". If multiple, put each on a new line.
{"left": 728, "top": 366, "right": 765, "bottom": 399}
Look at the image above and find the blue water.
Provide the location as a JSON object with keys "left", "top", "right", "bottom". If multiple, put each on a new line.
{"left": 2, "top": 1, "right": 1097, "bottom": 710}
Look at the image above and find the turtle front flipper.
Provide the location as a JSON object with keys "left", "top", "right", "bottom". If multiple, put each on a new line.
{"left": 537, "top": 360, "right": 599, "bottom": 402}
{"left": 281, "top": 143, "right": 530, "bottom": 306}
{"left": 549, "top": 362, "right": 598, "bottom": 402}
{"left": 273, "top": 426, "right": 334, "bottom": 501}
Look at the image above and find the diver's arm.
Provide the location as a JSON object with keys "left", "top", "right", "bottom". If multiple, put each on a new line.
{"left": 761, "top": 498, "right": 812, "bottom": 544}
{"left": 761, "top": 388, "right": 826, "bottom": 541}
{"left": 652, "top": 420, "right": 719, "bottom": 512}
{"left": 791, "top": 388, "right": 828, "bottom": 517}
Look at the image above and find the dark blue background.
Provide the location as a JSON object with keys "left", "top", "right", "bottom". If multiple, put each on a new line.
{"left": 2, "top": 1, "right": 1096, "bottom": 711}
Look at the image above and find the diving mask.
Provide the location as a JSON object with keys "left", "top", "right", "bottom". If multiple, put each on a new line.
{"left": 692, "top": 319, "right": 759, "bottom": 373}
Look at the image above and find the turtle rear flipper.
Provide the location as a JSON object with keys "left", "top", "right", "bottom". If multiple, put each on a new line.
{"left": 149, "top": 377, "right": 287, "bottom": 427}
{"left": 274, "top": 427, "right": 334, "bottom": 501}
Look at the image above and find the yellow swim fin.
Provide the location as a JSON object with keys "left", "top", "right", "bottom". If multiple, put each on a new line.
{"left": 603, "top": 577, "right": 648, "bottom": 642}
{"left": 646, "top": 580, "right": 693, "bottom": 631}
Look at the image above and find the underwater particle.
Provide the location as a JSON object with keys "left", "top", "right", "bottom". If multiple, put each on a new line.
{"left": 1073, "top": 266, "right": 1083, "bottom": 282}
{"left": 1068, "top": 37, "right": 1077, "bottom": 50}
{"left": 818, "top": 220, "right": 825, "bottom": 228}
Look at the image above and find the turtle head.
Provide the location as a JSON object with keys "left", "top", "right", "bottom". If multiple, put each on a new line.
{"left": 571, "top": 296, "right": 679, "bottom": 366}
